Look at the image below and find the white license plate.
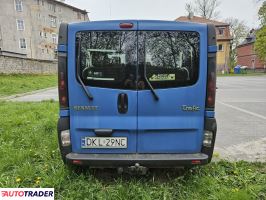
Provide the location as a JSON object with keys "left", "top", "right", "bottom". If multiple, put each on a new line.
{"left": 81, "top": 137, "right": 127, "bottom": 149}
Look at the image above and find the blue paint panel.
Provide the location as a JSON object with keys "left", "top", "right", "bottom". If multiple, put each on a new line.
{"left": 208, "top": 45, "right": 217, "bottom": 53}
{"left": 58, "top": 44, "right": 67, "bottom": 52}
{"left": 60, "top": 109, "right": 69, "bottom": 117}
{"left": 138, "top": 130, "right": 200, "bottom": 153}
{"left": 205, "top": 110, "right": 215, "bottom": 118}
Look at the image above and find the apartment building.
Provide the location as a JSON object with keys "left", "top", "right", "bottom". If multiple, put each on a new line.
{"left": 0, "top": 0, "right": 88, "bottom": 60}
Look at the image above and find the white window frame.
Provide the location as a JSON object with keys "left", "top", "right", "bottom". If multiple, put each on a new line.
{"left": 15, "top": 0, "right": 23, "bottom": 12}
{"left": 218, "top": 44, "right": 224, "bottom": 51}
{"left": 16, "top": 19, "right": 25, "bottom": 30}
{"left": 218, "top": 28, "right": 225, "bottom": 36}
{"left": 19, "top": 38, "right": 27, "bottom": 49}
{"left": 52, "top": 33, "right": 57, "bottom": 44}
{"left": 48, "top": 3, "right": 56, "bottom": 12}
{"left": 49, "top": 16, "right": 57, "bottom": 28}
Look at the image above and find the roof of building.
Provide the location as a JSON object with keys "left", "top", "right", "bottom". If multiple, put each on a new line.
{"left": 176, "top": 16, "right": 229, "bottom": 26}
{"left": 51, "top": 0, "right": 88, "bottom": 14}
{"left": 238, "top": 29, "right": 256, "bottom": 47}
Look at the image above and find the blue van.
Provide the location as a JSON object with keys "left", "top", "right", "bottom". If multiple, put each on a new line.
{"left": 57, "top": 20, "right": 217, "bottom": 169}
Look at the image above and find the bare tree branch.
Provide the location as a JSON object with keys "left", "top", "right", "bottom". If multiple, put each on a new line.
{"left": 188, "top": 0, "right": 220, "bottom": 19}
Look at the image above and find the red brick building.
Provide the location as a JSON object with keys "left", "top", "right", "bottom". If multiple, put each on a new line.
{"left": 237, "top": 30, "right": 265, "bottom": 70}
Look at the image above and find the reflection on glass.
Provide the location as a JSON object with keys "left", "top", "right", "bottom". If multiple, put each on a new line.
{"left": 77, "top": 31, "right": 137, "bottom": 89}
{"left": 76, "top": 31, "right": 200, "bottom": 90}
{"left": 139, "top": 31, "right": 200, "bottom": 89}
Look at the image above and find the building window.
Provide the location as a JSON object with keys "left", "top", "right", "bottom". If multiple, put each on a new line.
{"left": 218, "top": 28, "right": 224, "bottom": 35}
{"left": 77, "top": 12, "right": 81, "bottom": 19}
{"left": 19, "top": 38, "right": 26, "bottom": 49}
{"left": 48, "top": 3, "right": 56, "bottom": 12}
{"left": 52, "top": 33, "right": 57, "bottom": 44}
{"left": 16, "top": 19, "right": 25, "bottom": 30}
{"left": 40, "top": 31, "right": 44, "bottom": 37}
{"left": 15, "top": 0, "right": 23, "bottom": 11}
{"left": 49, "top": 15, "right": 57, "bottom": 27}
{"left": 218, "top": 44, "right": 224, "bottom": 51}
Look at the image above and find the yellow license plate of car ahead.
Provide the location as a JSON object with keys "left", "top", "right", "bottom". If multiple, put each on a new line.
{"left": 81, "top": 137, "right": 127, "bottom": 148}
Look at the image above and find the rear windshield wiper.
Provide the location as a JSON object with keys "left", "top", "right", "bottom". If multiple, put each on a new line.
{"left": 76, "top": 38, "right": 93, "bottom": 100}
{"left": 143, "top": 38, "right": 159, "bottom": 101}
{"left": 143, "top": 65, "right": 159, "bottom": 101}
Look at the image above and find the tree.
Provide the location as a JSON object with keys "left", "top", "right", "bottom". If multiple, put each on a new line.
{"left": 255, "top": 27, "right": 266, "bottom": 62}
{"left": 185, "top": 3, "right": 194, "bottom": 16}
{"left": 185, "top": 0, "right": 220, "bottom": 19}
{"left": 225, "top": 18, "right": 249, "bottom": 69}
{"left": 258, "top": 1, "right": 266, "bottom": 26}
{"left": 255, "top": 1, "right": 266, "bottom": 65}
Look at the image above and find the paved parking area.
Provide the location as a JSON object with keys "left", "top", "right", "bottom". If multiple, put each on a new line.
{"left": 10, "top": 75, "right": 266, "bottom": 161}
{"left": 215, "top": 76, "right": 266, "bottom": 161}
{"left": 10, "top": 88, "right": 58, "bottom": 102}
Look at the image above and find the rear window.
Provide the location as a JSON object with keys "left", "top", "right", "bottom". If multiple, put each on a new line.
{"left": 77, "top": 31, "right": 137, "bottom": 89}
{"left": 138, "top": 31, "right": 200, "bottom": 89}
{"left": 76, "top": 30, "right": 199, "bottom": 90}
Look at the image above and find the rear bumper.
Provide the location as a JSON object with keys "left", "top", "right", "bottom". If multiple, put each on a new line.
{"left": 66, "top": 153, "right": 209, "bottom": 168}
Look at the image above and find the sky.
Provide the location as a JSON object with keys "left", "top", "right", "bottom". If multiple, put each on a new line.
{"left": 65, "top": 0, "right": 263, "bottom": 28}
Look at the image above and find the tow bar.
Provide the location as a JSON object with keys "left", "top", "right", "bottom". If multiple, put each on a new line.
{"left": 117, "top": 163, "right": 148, "bottom": 175}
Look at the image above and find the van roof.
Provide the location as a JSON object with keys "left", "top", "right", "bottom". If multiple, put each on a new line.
{"left": 68, "top": 19, "right": 207, "bottom": 30}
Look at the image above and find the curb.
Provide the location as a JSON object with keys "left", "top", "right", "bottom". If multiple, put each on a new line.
{"left": 0, "top": 87, "right": 57, "bottom": 101}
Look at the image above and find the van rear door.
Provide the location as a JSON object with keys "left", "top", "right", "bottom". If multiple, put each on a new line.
{"left": 67, "top": 21, "right": 138, "bottom": 153}
{"left": 137, "top": 21, "right": 207, "bottom": 153}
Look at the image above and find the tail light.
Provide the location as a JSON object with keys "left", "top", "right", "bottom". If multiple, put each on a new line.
{"left": 58, "top": 55, "right": 69, "bottom": 109}
{"left": 58, "top": 23, "right": 69, "bottom": 109}
{"left": 206, "top": 24, "right": 217, "bottom": 109}
{"left": 203, "top": 130, "right": 213, "bottom": 147}
{"left": 206, "top": 67, "right": 216, "bottom": 108}
{"left": 61, "top": 129, "right": 71, "bottom": 147}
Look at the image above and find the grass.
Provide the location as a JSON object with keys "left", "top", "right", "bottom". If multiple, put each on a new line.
{"left": 0, "top": 74, "right": 57, "bottom": 97}
{"left": 0, "top": 101, "right": 265, "bottom": 199}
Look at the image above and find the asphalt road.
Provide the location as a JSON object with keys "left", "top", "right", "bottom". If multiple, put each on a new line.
{"left": 214, "top": 76, "right": 266, "bottom": 161}
{"left": 10, "top": 76, "right": 266, "bottom": 161}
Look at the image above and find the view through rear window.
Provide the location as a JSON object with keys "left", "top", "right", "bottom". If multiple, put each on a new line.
{"left": 76, "top": 31, "right": 199, "bottom": 90}
{"left": 76, "top": 31, "right": 137, "bottom": 89}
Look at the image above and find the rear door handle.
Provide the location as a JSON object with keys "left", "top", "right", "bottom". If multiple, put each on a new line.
{"left": 94, "top": 129, "right": 113, "bottom": 137}
{"left": 117, "top": 93, "right": 128, "bottom": 114}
